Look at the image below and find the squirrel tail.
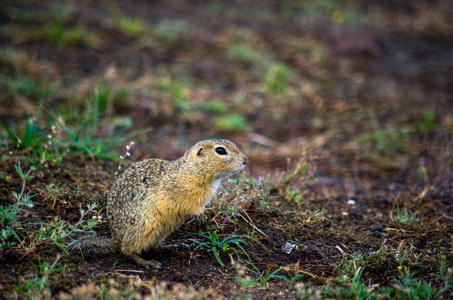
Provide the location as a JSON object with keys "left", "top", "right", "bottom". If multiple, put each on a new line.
{"left": 67, "top": 235, "right": 115, "bottom": 256}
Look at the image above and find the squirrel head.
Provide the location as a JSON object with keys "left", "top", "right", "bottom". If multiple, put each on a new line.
{"left": 184, "top": 139, "right": 248, "bottom": 180}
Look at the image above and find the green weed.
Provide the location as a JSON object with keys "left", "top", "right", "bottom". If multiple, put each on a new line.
{"left": 423, "top": 111, "right": 435, "bottom": 132}
{"left": 9, "top": 3, "right": 99, "bottom": 48}
{"left": 392, "top": 200, "right": 418, "bottom": 226}
{"left": 158, "top": 77, "right": 190, "bottom": 113}
{"left": 0, "top": 164, "right": 100, "bottom": 254}
{"left": 1, "top": 93, "right": 148, "bottom": 163}
{"left": 368, "top": 114, "right": 410, "bottom": 154}
{"left": 1, "top": 164, "right": 35, "bottom": 250}
{"left": 117, "top": 16, "right": 146, "bottom": 36}
{"left": 247, "top": 264, "right": 290, "bottom": 287}
{"left": 279, "top": 154, "right": 316, "bottom": 206}
{"left": 38, "top": 22, "right": 97, "bottom": 47}
{"left": 324, "top": 266, "right": 379, "bottom": 299}
{"left": 58, "top": 90, "right": 150, "bottom": 161}
{"left": 213, "top": 114, "right": 247, "bottom": 132}
{"left": 0, "top": 73, "right": 55, "bottom": 100}
{"left": 228, "top": 41, "right": 258, "bottom": 64}
{"left": 305, "top": 208, "right": 327, "bottom": 224}
{"left": 434, "top": 256, "right": 453, "bottom": 297}
{"left": 108, "top": 2, "right": 147, "bottom": 37}
{"left": 201, "top": 100, "right": 227, "bottom": 114}
{"left": 0, "top": 98, "right": 45, "bottom": 150}
{"left": 226, "top": 176, "right": 271, "bottom": 211}
{"left": 381, "top": 266, "right": 434, "bottom": 299}
{"left": 260, "top": 61, "right": 292, "bottom": 94}
{"left": 191, "top": 231, "right": 258, "bottom": 267}
{"left": 26, "top": 255, "right": 61, "bottom": 298}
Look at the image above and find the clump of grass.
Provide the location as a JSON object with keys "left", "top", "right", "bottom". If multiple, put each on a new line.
{"left": 391, "top": 199, "right": 418, "bottom": 226}
{"left": 260, "top": 61, "right": 293, "bottom": 94}
{"left": 228, "top": 40, "right": 258, "bottom": 64}
{"left": 214, "top": 175, "right": 272, "bottom": 221}
{"left": 0, "top": 93, "right": 150, "bottom": 164}
{"left": 56, "top": 92, "right": 150, "bottom": 161}
{"left": 26, "top": 255, "right": 61, "bottom": 298}
{"left": 108, "top": 1, "right": 147, "bottom": 37}
{"left": 278, "top": 154, "right": 316, "bottom": 206}
{"left": 247, "top": 264, "right": 290, "bottom": 287}
{"left": 37, "top": 23, "right": 99, "bottom": 47}
{"left": 0, "top": 73, "right": 56, "bottom": 100}
{"left": 213, "top": 114, "right": 247, "bottom": 132}
{"left": 1, "top": 164, "right": 35, "bottom": 250}
{"left": 365, "top": 113, "right": 410, "bottom": 154}
{"left": 0, "top": 97, "right": 46, "bottom": 150}
{"left": 304, "top": 208, "right": 327, "bottom": 224}
{"left": 9, "top": 4, "right": 101, "bottom": 48}
{"left": 116, "top": 16, "right": 145, "bottom": 36}
{"left": 157, "top": 77, "right": 190, "bottom": 113}
{"left": 200, "top": 100, "right": 227, "bottom": 114}
{"left": 380, "top": 266, "right": 433, "bottom": 299}
{"left": 191, "top": 231, "right": 260, "bottom": 267}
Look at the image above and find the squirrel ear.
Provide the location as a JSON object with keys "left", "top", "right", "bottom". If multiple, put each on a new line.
{"left": 196, "top": 147, "right": 203, "bottom": 158}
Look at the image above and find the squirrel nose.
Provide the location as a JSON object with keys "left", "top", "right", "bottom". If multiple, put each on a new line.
{"left": 243, "top": 156, "right": 248, "bottom": 165}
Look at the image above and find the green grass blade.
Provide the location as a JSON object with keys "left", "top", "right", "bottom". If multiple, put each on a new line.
{"left": 0, "top": 120, "right": 19, "bottom": 147}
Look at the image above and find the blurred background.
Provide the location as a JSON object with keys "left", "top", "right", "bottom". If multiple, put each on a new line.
{"left": 1, "top": 2, "right": 453, "bottom": 297}
{"left": 1, "top": 0, "right": 452, "bottom": 193}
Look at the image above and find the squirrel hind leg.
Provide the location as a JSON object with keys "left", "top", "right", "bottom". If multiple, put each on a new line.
{"left": 128, "top": 253, "right": 162, "bottom": 269}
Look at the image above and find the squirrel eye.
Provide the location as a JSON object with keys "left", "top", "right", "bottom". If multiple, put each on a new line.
{"left": 215, "top": 147, "right": 228, "bottom": 155}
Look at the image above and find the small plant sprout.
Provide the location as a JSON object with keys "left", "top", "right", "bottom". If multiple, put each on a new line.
{"left": 26, "top": 255, "right": 61, "bottom": 298}
{"left": 247, "top": 264, "right": 290, "bottom": 287}
{"left": 1, "top": 164, "right": 34, "bottom": 250}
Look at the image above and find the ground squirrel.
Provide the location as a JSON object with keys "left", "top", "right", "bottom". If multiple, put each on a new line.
{"left": 68, "top": 139, "right": 248, "bottom": 268}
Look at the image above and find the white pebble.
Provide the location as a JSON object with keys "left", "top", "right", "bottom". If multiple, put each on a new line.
{"left": 347, "top": 199, "right": 356, "bottom": 205}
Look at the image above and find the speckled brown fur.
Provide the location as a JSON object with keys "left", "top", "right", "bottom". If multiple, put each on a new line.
{"left": 68, "top": 139, "right": 247, "bottom": 267}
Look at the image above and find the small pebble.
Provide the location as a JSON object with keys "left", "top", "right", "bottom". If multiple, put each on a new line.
{"left": 372, "top": 225, "right": 384, "bottom": 232}
{"left": 347, "top": 199, "right": 356, "bottom": 205}
{"left": 281, "top": 242, "right": 296, "bottom": 254}
{"left": 372, "top": 231, "right": 387, "bottom": 238}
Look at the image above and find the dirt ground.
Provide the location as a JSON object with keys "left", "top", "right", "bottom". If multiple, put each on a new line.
{"left": 1, "top": 0, "right": 453, "bottom": 299}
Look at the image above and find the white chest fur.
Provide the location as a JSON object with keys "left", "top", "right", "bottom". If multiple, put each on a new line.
{"left": 211, "top": 179, "right": 222, "bottom": 194}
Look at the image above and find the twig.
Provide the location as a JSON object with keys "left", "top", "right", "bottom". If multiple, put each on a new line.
{"left": 114, "top": 270, "right": 145, "bottom": 273}
{"left": 239, "top": 210, "right": 268, "bottom": 238}
{"left": 335, "top": 245, "right": 347, "bottom": 256}
{"left": 290, "top": 267, "right": 333, "bottom": 282}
